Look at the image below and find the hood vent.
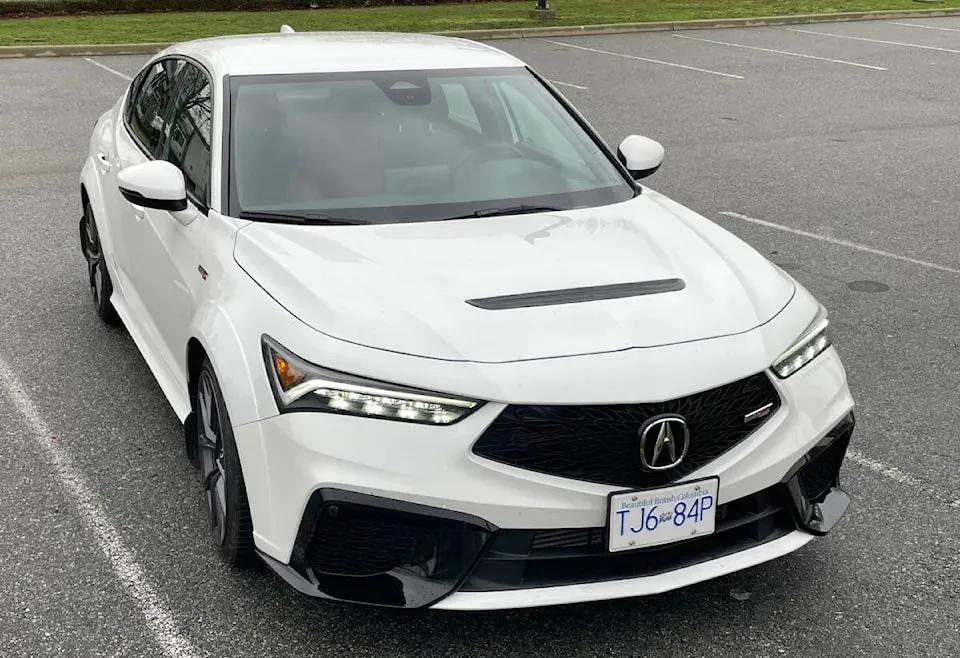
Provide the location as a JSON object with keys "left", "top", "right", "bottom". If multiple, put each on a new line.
{"left": 466, "top": 278, "right": 685, "bottom": 310}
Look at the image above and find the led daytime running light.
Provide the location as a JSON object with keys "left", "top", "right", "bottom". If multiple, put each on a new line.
{"left": 262, "top": 337, "right": 481, "bottom": 425}
{"left": 772, "top": 315, "right": 831, "bottom": 378}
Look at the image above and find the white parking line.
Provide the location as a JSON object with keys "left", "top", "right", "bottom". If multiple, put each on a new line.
{"left": 718, "top": 211, "right": 960, "bottom": 275}
{"left": 847, "top": 451, "right": 960, "bottom": 508}
{"left": 886, "top": 20, "right": 960, "bottom": 34}
{"left": 0, "top": 358, "right": 199, "bottom": 658}
{"left": 549, "top": 79, "right": 590, "bottom": 90}
{"left": 846, "top": 450, "right": 921, "bottom": 487}
{"left": 672, "top": 34, "right": 887, "bottom": 71}
{"left": 545, "top": 40, "right": 745, "bottom": 80}
{"left": 83, "top": 57, "right": 132, "bottom": 81}
{"left": 785, "top": 27, "right": 960, "bottom": 54}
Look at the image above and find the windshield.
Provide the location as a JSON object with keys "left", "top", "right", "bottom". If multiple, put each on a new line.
{"left": 228, "top": 67, "right": 636, "bottom": 224}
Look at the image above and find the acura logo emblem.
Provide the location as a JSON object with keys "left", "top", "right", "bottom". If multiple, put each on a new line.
{"left": 638, "top": 415, "right": 690, "bottom": 471}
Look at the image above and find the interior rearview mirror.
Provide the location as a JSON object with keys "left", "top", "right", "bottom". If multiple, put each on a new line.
{"left": 617, "top": 135, "right": 665, "bottom": 180}
{"left": 117, "top": 160, "right": 197, "bottom": 226}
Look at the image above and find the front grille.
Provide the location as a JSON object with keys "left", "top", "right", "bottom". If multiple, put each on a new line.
{"left": 472, "top": 372, "right": 780, "bottom": 489}
{"left": 461, "top": 485, "right": 795, "bottom": 592}
{"left": 531, "top": 528, "right": 604, "bottom": 551}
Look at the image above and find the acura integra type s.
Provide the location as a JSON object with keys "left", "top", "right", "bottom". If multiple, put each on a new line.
{"left": 79, "top": 30, "right": 856, "bottom": 610}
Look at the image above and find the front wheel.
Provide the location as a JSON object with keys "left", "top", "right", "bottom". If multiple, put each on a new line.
{"left": 79, "top": 203, "right": 121, "bottom": 326}
{"left": 195, "top": 359, "right": 255, "bottom": 567}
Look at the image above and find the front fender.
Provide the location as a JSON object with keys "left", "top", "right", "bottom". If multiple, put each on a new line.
{"left": 189, "top": 300, "right": 271, "bottom": 428}
{"left": 81, "top": 106, "right": 121, "bottom": 265}
{"left": 80, "top": 157, "right": 118, "bottom": 264}
{"left": 189, "top": 297, "right": 281, "bottom": 551}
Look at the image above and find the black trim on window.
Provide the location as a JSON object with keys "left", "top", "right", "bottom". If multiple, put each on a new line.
{"left": 122, "top": 54, "right": 214, "bottom": 216}
{"left": 123, "top": 66, "right": 150, "bottom": 133}
{"left": 163, "top": 60, "right": 214, "bottom": 213}
{"left": 124, "top": 56, "right": 182, "bottom": 159}
{"left": 221, "top": 73, "right": 233, "bottom": 220}
{"left": 190, "top": 192, "right": 210, "bottom": 217}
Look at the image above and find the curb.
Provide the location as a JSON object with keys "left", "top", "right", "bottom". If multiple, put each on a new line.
{"left": 0, "top": 42, "right": 172, "bottom": 57}
{"left": 3, "top": 6, "right": 960, "bottom": 58}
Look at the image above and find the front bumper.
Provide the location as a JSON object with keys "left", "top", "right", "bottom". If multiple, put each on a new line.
{"left": 232, "top": 346, "right": 854, "bottom": 610}
{"left": 251, "top": 411, "right": 855, "bottom": 610}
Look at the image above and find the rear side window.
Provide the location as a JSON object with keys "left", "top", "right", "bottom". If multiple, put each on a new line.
{"left": 126, "top": 59, "right": 182, "bottom": 156}
{"left": 160, "top": 63, "right": 213, "bottom": 206}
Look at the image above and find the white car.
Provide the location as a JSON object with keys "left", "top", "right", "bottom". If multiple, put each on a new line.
{"left": 79, "top": 30, "right": 855, "bottom": 610}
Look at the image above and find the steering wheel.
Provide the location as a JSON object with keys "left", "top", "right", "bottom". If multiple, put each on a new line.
{"left": 453, "top": 142, "right": 525, "bottom": 177}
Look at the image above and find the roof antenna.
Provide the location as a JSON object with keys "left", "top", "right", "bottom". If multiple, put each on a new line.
{"left": 279, "top": 24, "right": 295, "bottom": 34}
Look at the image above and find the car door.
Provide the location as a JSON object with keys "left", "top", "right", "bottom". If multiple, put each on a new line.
{"left": 114, "top": 57, "right": 213, "bottom": 383}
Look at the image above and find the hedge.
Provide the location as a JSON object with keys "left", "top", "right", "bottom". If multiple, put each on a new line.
{"left": 0, "top": 0, "right": 525, "bottom": 19}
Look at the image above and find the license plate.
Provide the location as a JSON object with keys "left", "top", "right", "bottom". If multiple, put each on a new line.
{"left": 607, "top": 477, "right": 719, "bottom": 553}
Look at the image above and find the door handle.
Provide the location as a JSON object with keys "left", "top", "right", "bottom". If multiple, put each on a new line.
{"left": 96, "top": 152, "right": 111, "bottom": 172}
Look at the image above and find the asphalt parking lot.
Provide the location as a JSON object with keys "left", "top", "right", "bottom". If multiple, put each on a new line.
{"left": 2, "top": 15, "right": 960, "bottom": 658}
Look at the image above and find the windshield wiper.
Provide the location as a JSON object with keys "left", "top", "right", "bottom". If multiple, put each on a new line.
{"left": 238, "top": 210, "right": 368, "bottom": 225}
{"left": 445, "top": 204, "right": 565, "bottom": 220}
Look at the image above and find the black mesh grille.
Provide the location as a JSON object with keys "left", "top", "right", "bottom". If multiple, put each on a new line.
{"left": 472, "top": 372, "right": 780, "bottom": 489}
{"left": 531, "top": 528, "right": 604, "bottom": 551}
{"left": 308, "top": 513, "right": 432, "bottom": 577}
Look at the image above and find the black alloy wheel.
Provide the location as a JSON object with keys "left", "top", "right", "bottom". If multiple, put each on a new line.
{"left": 79, "top": 203, "right": 121, "bottom": 326}
{"left": 196, "top": 360, "right": 255, "bottom": 566}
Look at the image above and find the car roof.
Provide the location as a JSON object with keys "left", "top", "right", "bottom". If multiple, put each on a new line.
{"left": 168, "top": 31, "right": 526, "bottom": 76}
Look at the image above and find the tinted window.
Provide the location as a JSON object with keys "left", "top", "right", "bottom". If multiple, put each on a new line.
{"left": 161, "top": 63, "right": 212, "bottom": 205}
{"left": 127, "top": 59, "right": 182, "bottom": 156}
{"left": 229, "top": 67, "right": 633, "bottom": 224}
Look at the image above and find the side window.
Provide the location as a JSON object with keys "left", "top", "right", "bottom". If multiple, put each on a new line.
{"left": 160, "top": 63, "right": 212, "bottom": 206}
{"left": 498, "top": 80, "right": 585, "bottom": 166}
{"left": 126, "top": 59, "right": 182, "bottom": 157}
{"left": 440, "top": 83, "right": 481, "bottom": 132}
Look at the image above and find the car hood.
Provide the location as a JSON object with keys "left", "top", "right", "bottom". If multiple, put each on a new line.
{"left": 233, "top": 190, "right": 795, "bottom": 363}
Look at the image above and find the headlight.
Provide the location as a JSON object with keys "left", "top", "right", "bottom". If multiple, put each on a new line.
{"left": 261, "top": 336, "right": 482, "bottom": 425}
{"left": 771, "top": 306, "right": 832, "bottom": 378}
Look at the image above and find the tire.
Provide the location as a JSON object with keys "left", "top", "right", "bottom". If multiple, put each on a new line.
{"left": 195, "top": 359, "right": 255, "bottom": 567}
{"left": 79, "top": 202, "right": 121, "bottom": 326}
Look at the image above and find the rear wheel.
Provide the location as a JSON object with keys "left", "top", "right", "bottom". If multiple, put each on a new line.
{"left": 196, "top": 360, "right": 255, "bottom": 566}
{"left": 79, "top": 203, "right": 121, "bottom": 326}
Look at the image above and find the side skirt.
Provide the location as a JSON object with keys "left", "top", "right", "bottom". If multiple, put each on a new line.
{"left": 108, "top": 272, "right": 192, "bottom": 422}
